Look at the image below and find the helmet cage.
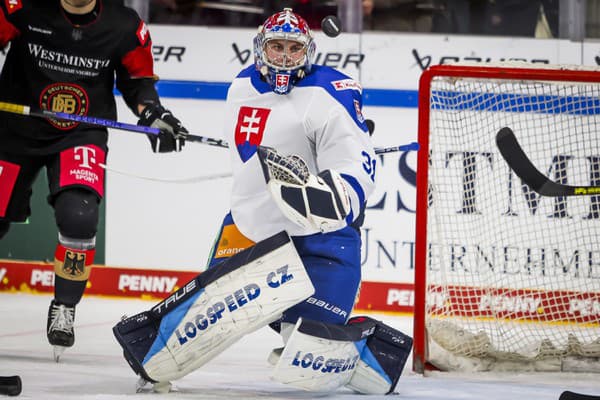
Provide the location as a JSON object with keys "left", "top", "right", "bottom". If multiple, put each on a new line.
{"left": 254, "top": 8, "right": 316, "bottom": 94}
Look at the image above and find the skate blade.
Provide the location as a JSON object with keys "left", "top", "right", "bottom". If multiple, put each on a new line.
{"left": 135, "top": 377, "right": 174, "bottom": 393}
{"left": 152, "top": 381, "right": 173, "bottom": 393}
{"left": 135, "top": 377, "right": 149, "bottom": 393}
{"left": 53, "top": 346, "right": 67, "bottom": 362}
{"left": 267, "top": 347, "right": 283, "bottom": 366}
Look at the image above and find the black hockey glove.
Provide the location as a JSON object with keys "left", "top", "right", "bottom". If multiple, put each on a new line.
{"left": 138, "top": 103, "right": 187, "bottom": 153}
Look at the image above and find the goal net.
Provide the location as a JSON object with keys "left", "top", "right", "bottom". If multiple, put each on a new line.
{"left": 413, "top": 62, "right": 600, "bottom": 373}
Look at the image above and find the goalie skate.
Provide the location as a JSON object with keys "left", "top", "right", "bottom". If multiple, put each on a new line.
{"left": 47, "top": 299, "right": 75, "bottom": 362}
{"left": 135, "top": 377, "right": 174, "bottom": 394}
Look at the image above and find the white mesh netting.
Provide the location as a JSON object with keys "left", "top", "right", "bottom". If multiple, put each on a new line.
{"left": 422, "top": 64, "right": 600, "bottom": 372}
{"left": 259, "top": 146, "right": 310, "bottom": 185}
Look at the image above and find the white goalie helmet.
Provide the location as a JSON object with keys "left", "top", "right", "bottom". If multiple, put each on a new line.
{"left": 254, "top": 8, "right": 316, "bottom": 95}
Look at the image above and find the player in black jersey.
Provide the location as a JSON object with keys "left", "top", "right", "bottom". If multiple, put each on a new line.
{"left": 0, "top": 0, "right": 188, "bottom": 361}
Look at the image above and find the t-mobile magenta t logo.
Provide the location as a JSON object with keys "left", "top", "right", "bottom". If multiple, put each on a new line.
{"left": 73, "top": 146, "right": 96, "bottom": 169}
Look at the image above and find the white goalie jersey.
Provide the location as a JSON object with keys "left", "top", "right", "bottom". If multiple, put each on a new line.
{"left": 222, "top": 65, "right": 376, "bottom": 242}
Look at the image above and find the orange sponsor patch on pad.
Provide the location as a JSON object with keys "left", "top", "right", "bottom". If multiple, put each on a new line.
{"left": 214, "top": 224, "right": 255, "bottom": 259}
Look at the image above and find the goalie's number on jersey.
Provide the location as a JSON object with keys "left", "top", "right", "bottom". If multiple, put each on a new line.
{"left": 362, "top": 151, "right": 376, "bottom": 181}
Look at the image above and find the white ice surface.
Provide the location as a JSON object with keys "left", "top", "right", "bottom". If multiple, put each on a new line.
{"left": 1, "top": 292, "right": 598, "bottom": 399}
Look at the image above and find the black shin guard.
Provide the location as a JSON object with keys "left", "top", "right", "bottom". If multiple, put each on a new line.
{"left": 53, "top": 188, "right": 99, "bottom": 240}
{"left": 0, "top": 220, "right": 10, "bottom": 239}
{"left": 54, "top": 276, "right": 87, "bottom": 306}
{"left": 52, "top": 189, "right": 99, "bottom": 305}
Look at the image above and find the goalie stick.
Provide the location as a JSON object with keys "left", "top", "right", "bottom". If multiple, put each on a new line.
{"left": 0, "top": 101, "right": 418, "bottom": 155}
{"left": 559, "top": 391, "right": 600, "bottom": 400}
{"left": 375, "top": 142, "right": 419, "bottom": 154}
{"left": 0, "top": 375, "right": 22, "bottom": 396}
{"left": 496, "top": 127, "right": 600, "bottom": 196}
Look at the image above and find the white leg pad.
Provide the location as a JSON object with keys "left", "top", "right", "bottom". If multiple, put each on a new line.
{"left": 271, "top": 318, "right": 361, "bottom": 393}
{"left": 115, "top": 231, "right": 315, "bottom": 383}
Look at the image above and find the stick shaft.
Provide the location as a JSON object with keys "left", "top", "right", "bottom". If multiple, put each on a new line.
{"left": 0, "top": 100, "right": 158, "bottom": 134}
{"left": 0, "top": 101, "right": 416, "bottom": 155}
{"left": 0, "top": 101, "right": 228, "bottom": 148}
{"left": 375, "top": 142, "right": 419, "bottom": 154}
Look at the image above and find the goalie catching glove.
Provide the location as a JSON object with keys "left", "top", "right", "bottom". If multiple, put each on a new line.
{"left": 138, "top": 103, "right": 187, "bottom": 152}
{"left": 257, "top": 146, "right": 350, "bottom": 233}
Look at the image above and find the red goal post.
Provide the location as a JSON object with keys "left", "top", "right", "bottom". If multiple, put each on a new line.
{"left": 413, "top": 62, "right": 600, "bottom": 373}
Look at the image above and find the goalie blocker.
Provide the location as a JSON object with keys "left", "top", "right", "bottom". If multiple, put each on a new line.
{"left": 113, "top": 231, "right": 315, "bottom": 384}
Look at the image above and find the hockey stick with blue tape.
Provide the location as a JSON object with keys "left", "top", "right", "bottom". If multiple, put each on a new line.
{"left": 496, "top": 127, "right": 600, "bottom": 196}
{"left": 0, "top": 101, "right": 418, "bottom": 155}
{"left": 0, "top": 101, "right": 227, "bottom": 148}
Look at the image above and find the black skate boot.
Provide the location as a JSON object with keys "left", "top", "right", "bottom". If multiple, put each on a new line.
{"left": 47, "top": 299, "right": 76, "bottom": 362}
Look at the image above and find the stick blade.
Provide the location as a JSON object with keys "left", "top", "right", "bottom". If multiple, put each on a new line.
{"left": 0, "top": 375, "right": 22, "bottom": 396}
{"left": 559, "top": 391, "right": 600, "bottom": 400}
{"left": 496, "top": 127, "right": 573, "bottom": 196}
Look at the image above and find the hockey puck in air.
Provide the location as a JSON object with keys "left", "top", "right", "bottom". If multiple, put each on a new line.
{"left": 321, "top": 15, "right": 342, "bottom": 38}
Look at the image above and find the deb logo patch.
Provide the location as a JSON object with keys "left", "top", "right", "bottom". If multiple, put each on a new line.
{"left": 234, "top": 106, "right": 271, "bottom": 162}
{"left": 136, "top": 21, "right": 149, "bottom": 45}
{"left": 5, "top": 0, "right": 22, "bottom": 14}
{"left": 39, "top": 83, "right": 89, "bottom": 130}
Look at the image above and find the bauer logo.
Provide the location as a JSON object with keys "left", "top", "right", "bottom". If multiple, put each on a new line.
{"left": 291, "top": 351, "right": 359, "bottom": 373}
{"left": 306, "top": 297, "right": 348, "bottom": 319}
{"left": 411, "top": 48, "right": 550, "bottom": 71}
{"left": 152, "top": 45, "right": 185, "bottom": 62}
